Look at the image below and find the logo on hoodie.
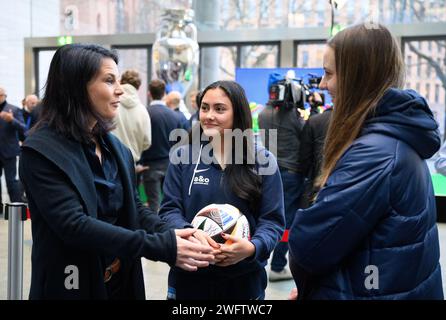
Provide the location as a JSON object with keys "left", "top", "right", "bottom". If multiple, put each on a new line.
{"left": 193, "top": 175, "right": 210, "bottom": 186}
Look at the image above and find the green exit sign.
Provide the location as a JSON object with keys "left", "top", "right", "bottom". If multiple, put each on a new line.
{"left": 57, "top": 36, "right": 73, "bottom": 46}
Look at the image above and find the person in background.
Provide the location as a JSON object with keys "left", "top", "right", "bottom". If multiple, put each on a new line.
{"left": 188, "top": 89, "right": 200, "bottom": 128}
{"left": 307, "top": 92, "right": 324, "bottom": 117}
{"left": 159, "top": 80, "right": 285, "bottom": 300}
{"left": 112, "top": 69, "right": 151, "bottom": 174}
{"left": 139, "top": 79, "right": 182, "bottom": 212}
{"left": 165, "top": 90, "right": 190, "bottom": 131}
{"left": 19, "top": 94, "right": 40, "bottom": 142}
{"left": 19, "top": 44, "right": 215, "bottom": 299}
{"left": 297, "top": 105, "right": 333, "bottom": 208}
{"left": 288, "top": 23, "right": 443, "bottom": 300}
{"left": 0, "top": 86, "right": 25, "bottom": 207}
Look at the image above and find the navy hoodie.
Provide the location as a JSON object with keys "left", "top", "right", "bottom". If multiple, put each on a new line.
{"left": 159, "top": 142, "right": 285, "bottom": 279}
{"left": 289, "top": 88, "right": 444, "bottom": 299}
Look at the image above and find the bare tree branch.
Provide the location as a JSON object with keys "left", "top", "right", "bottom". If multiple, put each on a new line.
{"left": 219, "top": 65, "right": 235, "bottom": 78}
{"left": 408, "top": 41, "right": 446, "bottom": 90}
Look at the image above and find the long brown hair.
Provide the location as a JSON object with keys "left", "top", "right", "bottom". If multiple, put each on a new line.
{"left": 316, "top": 23, "right": 405, "bottom": 190}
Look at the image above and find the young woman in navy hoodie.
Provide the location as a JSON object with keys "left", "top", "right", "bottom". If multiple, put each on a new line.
{"left": 288, "top": 23, "right": 444, "bottom": 300}
{"left": 159, "top": 80, "right": 285, "bottom": 300}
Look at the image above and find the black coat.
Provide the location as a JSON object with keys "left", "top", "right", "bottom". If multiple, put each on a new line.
{"left": 19, "top": 126, "right": 176, "bottom": 299}
{"left": 0, "top": 102, "right": 26, "bottom": 159}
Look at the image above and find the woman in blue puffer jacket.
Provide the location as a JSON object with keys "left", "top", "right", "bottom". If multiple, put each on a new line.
{"left": 288, "top": 23, "right": 444, "bottom": 300}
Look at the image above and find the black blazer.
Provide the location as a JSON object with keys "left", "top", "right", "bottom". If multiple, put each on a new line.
{"left": 19, "top": 126, "right": 177, "bottom": 299}
{"left": 0, "top": 102, "right": 26, "bottom": 159}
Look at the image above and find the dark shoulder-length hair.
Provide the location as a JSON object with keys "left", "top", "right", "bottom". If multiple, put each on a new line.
{"left": 194, "top": 80, "right": 262, "bottom": 214}
{"left": 34, "top": 43, "right": 118, "bottom": 143}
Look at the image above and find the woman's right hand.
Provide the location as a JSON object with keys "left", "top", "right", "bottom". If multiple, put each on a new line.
{"left": 192, "top": 229, "right": 221, "bottom": 251}
{"left": 174, "top": 229, "right": 216, "bottom": 272}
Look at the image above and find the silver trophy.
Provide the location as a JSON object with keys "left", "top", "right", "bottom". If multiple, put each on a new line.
{"left": 152, "top": 9, "right": 199, "bottom": 97}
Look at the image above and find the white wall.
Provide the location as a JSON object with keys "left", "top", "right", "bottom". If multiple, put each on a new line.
{"left": 0, "top": 0, "right": 60, "bottom": 107}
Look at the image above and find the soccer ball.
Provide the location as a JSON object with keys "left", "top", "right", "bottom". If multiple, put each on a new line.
{"left": 191, "top": 203, "right": 250, "bottom": 244}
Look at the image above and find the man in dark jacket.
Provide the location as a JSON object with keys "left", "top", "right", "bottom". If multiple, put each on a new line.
{"left": 0, "top": 86, "right": 26, "bottom": 207}
{"left": 140, "top": 80, "right": 182, "bottom": 212}
{"left": 258, "top": 102, "right": 305, "bottom": 281}
{"left": 297, "top": 107, "right": 332, "bottom": 208}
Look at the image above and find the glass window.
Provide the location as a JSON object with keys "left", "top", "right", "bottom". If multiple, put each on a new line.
{"left": 346, "top": 1, "right": 355, "bottom": 24}
{"left": 256, "top": 0, "right": 267, "bottom": 19}
{"left": 288, "top": 0, "right": 329, "bottom": 27}
{"left": 59, "top": 0, "right": 191, "bottom": 35}
{"left": 302, "top": 51, "right": 309, "bottom": 67}
{"left": 417, "top": 56, "right": 421, "bottom": 77}
{"left": 317, "top": 0, "right": 326, "bottom": 25}
{"left": 296, "top": 43, "right": 325, "bottom": 68}
{"left": 275, "top": 0, "right": 283, "bottom": 18}
{"left": 404, "top": 39, "right": 446, "bottom": 136}
{"left": 407, "top": 55, "right": 412, "bottom": 76}
{"left": 404, "top": 38, "right": 446, "bottom": 150}
{"left": 200, "top": 46, "right": 236, "bottom": 88}
{"left": 290, "top": 0, "right": 298, "bottom": 13}
{"left": 37, "top": 50, "right": 57, "bottom": 97}
{"left": 360, "top": 0, "right": 369, "bottom": 18}
{"left": 246, "top": 0, "right": 255, "bottom": 19}
{"left": 240, "top": 44, "right": 279, "bottom": 68}
{"left": 426, "top": 83, "right": 431, "bottom": 101}
{"left": 39, "top": 0, "right": 444, "bottom": 35}
{"left": 114, "top": 48, "right": 150, "bottom": 106}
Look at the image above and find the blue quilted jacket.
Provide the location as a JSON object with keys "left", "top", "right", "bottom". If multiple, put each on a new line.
{"left": 289, "top": 88, "right": 444, "bottom": 300}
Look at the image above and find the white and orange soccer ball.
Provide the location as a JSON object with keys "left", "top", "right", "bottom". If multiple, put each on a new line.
{"left": 191, "top": 203, "right": 250, "bottom": 244}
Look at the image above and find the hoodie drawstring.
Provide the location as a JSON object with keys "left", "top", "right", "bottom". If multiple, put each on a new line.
{"left": 188, "top": 144, "right": 203, "bottom": 196}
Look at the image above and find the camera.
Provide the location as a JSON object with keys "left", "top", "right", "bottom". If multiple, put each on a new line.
{"left": 308, "top": 74, "right": 322, "bottom": 89}
{"left": 268, "top": 72, "right": 323, "bottom": 110}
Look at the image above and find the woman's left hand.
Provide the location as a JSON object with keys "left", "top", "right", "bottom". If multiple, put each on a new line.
{"left": 214, "top": 233, "right": 255, "bottom": 267}
{"left": 192, "top": 229, "right": 221, "bottom": 257}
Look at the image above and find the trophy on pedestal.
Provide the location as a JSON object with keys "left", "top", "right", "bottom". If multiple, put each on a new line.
{"left": 152, "top": 9, "right": 199, "bottom": 97}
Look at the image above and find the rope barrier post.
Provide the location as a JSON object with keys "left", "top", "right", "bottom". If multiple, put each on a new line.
{"left": 4, "top": 202, "right": 27, "bottom": 300}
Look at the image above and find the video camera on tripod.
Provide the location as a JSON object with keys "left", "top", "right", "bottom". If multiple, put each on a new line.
{"left": 268, "top": 71, "right": 323, "bottom": 110}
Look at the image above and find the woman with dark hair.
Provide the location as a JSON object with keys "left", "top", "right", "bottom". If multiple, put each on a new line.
{"left": 159, "top": 80, "right": 285, "bottom": 300}
{"left": 19, "top": 44, "right": 215, "bottom": 300}
{"left": 288, "top": 23, "right": 444, "bottom": 299}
